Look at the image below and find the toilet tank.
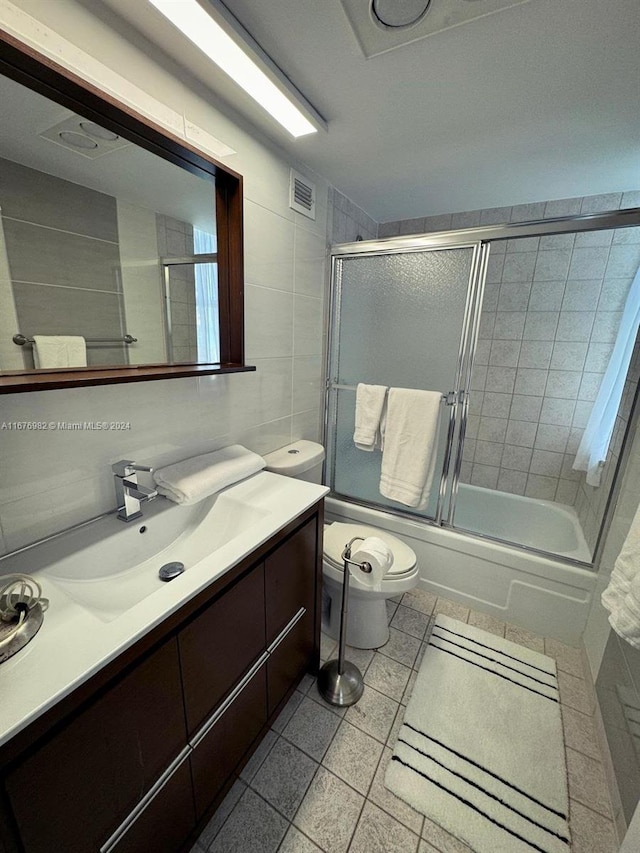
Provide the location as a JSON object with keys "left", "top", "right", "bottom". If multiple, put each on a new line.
{"left": 263, "top": 440, "right": 325, "bottom": 484}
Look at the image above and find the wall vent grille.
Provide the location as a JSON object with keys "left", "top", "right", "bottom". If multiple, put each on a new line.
{"left": 290, "top": 169, "right": 316, "bottom": 220}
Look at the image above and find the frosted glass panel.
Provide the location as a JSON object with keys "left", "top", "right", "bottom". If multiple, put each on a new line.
{"left": 333, "top": 389, "right": 446, "bottom": 517}
{"left": 329, "top": 246, "right": 475, "bottom": 519}
{"left": 336, "top": 249, "right": 473, "bottom": 390}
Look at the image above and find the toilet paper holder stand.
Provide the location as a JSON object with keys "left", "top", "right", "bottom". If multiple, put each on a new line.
{"left": 317, "top": 536, "right": 369, "bottom": 707}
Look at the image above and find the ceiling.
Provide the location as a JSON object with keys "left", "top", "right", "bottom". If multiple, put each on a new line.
{"left": 0, "top": 72, "right": 217, "bottom": 233}
{"left": 97, "top": 0, "right": 639, "bottom": 221}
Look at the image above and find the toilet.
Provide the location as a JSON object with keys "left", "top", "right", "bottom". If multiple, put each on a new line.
{"left": 263, "top": 440, "right": 420, "bottom": 649}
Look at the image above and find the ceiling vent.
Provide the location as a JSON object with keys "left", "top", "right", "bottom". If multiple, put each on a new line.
{"left": 340, "top": 0, "right": 534, "bottom": 57}
{"left": 39, "top": 115, "right": 131, "bottom": 159}
{"left": 289, "top": 169, "right": 316, "bottom": 220}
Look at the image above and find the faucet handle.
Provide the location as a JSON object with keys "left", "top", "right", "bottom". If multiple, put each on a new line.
{"left": 112, "top": 460, "right": 154, "bottom": 477}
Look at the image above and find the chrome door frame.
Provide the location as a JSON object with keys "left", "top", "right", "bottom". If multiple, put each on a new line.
{"left": 323, "top": 206, "right": 640, "bottom": 566}
{"left": 324, "top": 240, "right": 485, "bottom": 526}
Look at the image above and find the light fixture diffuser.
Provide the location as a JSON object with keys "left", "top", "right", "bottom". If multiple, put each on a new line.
{"left": 147, "top": 0, "right": 323, "bottom": 138}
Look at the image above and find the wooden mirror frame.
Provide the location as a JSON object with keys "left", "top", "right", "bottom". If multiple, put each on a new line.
{"left": 0, "top": 29, "right": 254, "bottom": 393}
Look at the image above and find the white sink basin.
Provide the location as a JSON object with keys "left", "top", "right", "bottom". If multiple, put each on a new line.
{"left": 43, "top": 493, "right": 270, "bottom": 622}
{"left": 3, "top": 477, "right": 274, "bottom": 623}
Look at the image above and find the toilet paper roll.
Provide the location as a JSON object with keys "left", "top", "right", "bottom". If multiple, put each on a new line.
{"left": 349, "top": 536, "right": 394, "bottom": 592}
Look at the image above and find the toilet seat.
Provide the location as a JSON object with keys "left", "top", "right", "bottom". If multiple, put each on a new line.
{"left": 323, "top": 522, "right": 416, "bottom": 578}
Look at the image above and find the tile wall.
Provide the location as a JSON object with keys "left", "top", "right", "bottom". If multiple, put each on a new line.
{"left": 0, "top": 157, "right": 127, "bottom": 366}
{"left": 156, "top": 214, "right": 198, "bottom": 363}
{"left": 330, "top": 188, "right": 378, "bottom": 245}
{"left": 380, "top": 193, "right": 640, "bottom": 551}
{"left": 0, "top": 0, "right": 329, "bottom": 555}
{"left": 118, "top": 201, "right": 167, "bottom": 366}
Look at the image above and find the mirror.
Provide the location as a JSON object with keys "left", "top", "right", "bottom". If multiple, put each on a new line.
{"left": 0, "top": 33, "right": 247, "bottom": 391}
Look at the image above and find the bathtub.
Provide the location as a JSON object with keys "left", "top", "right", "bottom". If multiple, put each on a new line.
{"left": 325, "top": 485, "right": 597, "bottom": 645}
{"left": 452, "top": 484, "right": 592, "bottom": 562}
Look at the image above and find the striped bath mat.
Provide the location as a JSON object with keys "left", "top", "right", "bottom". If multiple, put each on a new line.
{"left": 385, "top": 614, "right": 570, "bottom": 853}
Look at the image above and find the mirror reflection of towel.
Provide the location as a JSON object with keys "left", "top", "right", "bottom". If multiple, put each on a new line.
{"left": 32, "top": 336, "right": 87, "bottom": 368}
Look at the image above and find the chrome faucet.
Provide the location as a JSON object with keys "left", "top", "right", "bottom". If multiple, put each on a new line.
{"left": 112, "top": 460, "right": 158, "bottom": 522}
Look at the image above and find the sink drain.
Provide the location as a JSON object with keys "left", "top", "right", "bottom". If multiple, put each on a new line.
{"left": 158, "top": 562, "right": 185, "bottom": 582}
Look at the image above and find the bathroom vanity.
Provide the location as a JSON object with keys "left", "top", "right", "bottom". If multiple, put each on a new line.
{"left": 0, "top": 476, "right": 325, "bottom": 853}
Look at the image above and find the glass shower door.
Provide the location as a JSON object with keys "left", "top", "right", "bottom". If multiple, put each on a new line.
{"left": 327, "top": 244, "right": 483, "bottom": 521}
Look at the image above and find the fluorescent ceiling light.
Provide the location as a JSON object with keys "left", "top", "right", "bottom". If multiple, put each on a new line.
{"left": 147, "top": 0, "right": 320, "bottom": 138}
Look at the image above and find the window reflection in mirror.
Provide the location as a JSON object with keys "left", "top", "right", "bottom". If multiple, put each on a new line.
{"left": 0, "top": 69, "right": 222, "bottom": 371}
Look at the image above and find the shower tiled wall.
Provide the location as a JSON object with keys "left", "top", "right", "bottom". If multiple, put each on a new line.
{"left": 330, "top": 188, "right": 378, "bottom": 245}
{"left": 380, "top": 193, "right": 640, "bottom": 541}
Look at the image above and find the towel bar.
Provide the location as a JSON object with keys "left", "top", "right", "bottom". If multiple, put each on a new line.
{"left": 13, "top": 333, "right": 137, "bottom": 346}
{"left": 328, "top": 381, "right": 451, "bottom": 404}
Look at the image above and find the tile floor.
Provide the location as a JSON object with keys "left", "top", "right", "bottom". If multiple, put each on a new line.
{"left": 190, "top": 591, "right": 619, "bottom": 853}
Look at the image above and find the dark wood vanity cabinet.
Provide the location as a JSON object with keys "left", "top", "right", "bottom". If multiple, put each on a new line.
{"left": 0, "top": 501, "right": 323, "bottom": 853}
{"left": 4, "top": 639, "right": 188, "bottom": 853}
{"left": 265, "top": 517, "right": 317, "bottom": 715}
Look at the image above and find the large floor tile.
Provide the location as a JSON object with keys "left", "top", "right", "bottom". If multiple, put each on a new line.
{"left": 401, "top": 670, "right": 418, "bottom": 705}
{"left": 401, "top": 589, "right": 437, "bottom": 615}
{"left": 569, "top": 800, "right": 618, "bottom": 853}
{"left": 561, "top": 705, "right": 601, "bottom": 761}
{"left": 391, "top": 605, "right": 431, "bottom": 639}
{"left": 421, "top": 815, "right": 474, "bottom": 852}
{"left": 434, "top": 598, "right": 470, "bottom": 622}
{"left": 566, "top": 747, "right": 612, "bottom": 818}
{"left": 239, "top": 729, "right": 278, "bottom": 783}
{"left": 208, "top": 788, "right": 288, "bottom": 853}
{"left": 387, "top": 704, "right": 406, "bottom": 748}
{"left": 545, "top": 638, "right": 585, "bottom": 677}
{"left": 322, "top": 719, "right": 383, "bottom": 795}
{"left": 272, "top": 690, "right": 304, "bottom": 733}
{"left": 342, "top": 644, "right": 375, "bottom": 673}
{"left": 504, "top": 623, "right": 545, "bottom": 653}
{"left": 467, "top": 610, "right": 506, "bottom": 637}
{"left": 558, "top": 671, "right": 595, "bottom": 715}
{"left": 197, "top": 779, "right": 246, "bottom": 849}
{"left": 293, "top": 767, "right": 364, "bottom": 853}
{"left": 251, "top": 737, "right": 318, "bottom": 819}
{"left": 345, "top": 685, "right": 399, "bottom": 743}
{"left": 349, "top": 800, "right": 420, "bottom": 852}
{"left": 283, "top": 696, "right": 342, "bottom": 760}
{"left": 368, "top": 746, "right": 424, "bottom": 835}
{"left": 279, "top": 825, "right": 323, "bottom": 852}
{"left": 364, "top": 653, "right": 412, "bottom": 701}
{"left": 378, "top": 626, "right": 422, "bottom": 668}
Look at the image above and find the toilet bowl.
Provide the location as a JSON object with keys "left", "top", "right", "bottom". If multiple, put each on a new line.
{"left": 322, "top": 521, "right": 419, "bottom": 648}
{"left": 263, "top": 441, "right": 419, "bottom": 649}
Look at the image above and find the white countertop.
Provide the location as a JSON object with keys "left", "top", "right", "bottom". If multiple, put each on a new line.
{"left": 0, "top": 472, "right": 328, "bottom": 749}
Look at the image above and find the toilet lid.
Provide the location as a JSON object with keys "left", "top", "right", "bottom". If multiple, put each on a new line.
{"left": 323, "top": 522, "right": 416, "bottom": 576}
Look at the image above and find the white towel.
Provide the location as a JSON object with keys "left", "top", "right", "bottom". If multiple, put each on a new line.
{"left": 354, "top": 383, "right": 387, "bottom": 451}
{"left": 602, "top": 503, "right": 640, "bottom": 647}
{"left": 153, "top": 445, "right": 265, "bottom": 505}
{"left": 379, "top": 388, "right": 442, "bottom": 509}
{"left": 33, "top": 335, "right": 87, "bottom": 368}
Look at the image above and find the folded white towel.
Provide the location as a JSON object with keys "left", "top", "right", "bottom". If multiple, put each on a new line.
{"left": 602, "top": 503, "right": 640, "bottom": 647}
{"left": 354, "top": 383, "right": 387, "bottom": 451}
{"left": 379, "top": 388, "right": 442, "bottom": 509}
{"left": 33, "top": 335, "right": 87, "bottom": 369}
{"left": 153, "top": 445, "right": 265, "bottom": 505}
